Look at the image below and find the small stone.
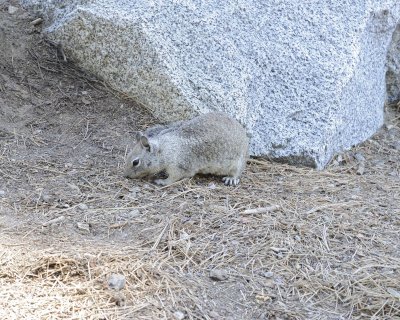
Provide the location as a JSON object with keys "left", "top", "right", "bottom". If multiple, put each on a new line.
{"left": 77, "top": 203, "right": 88, "bottom": 211}
{"left": 173, "top": 311, "right": 185, "bottom": 320}
{"left": 353, "top": 152, "right": 365, "bottom": 162}
{"left": 0, "top": 190, "right": 5, "bottom": 196}
{"left": 262, "top": 271, "right": 274, "bottom": 278}
{"left": 209, "top": 269, "right": 228, "bottom": 281}
{"left": 128, "top": 209, "right": 140, "bottom": 217}
{"left": 76, "top": 222, "right": 90, "bottom": 232}
{"left": 209, "top": 311, "right": 220, "bottom": 318}
{"left": 108, "top": 273, "right": 126, "bottom": 291}
{"left": 208, "top": 183, "right": 216, "bottom": 190}
{"left": 8, "top": 5, "right": 18, "bottom": 14}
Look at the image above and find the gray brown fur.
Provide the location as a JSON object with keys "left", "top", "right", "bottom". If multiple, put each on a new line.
{"left": 124, "top": 112, "right": 249, "bottom": 186}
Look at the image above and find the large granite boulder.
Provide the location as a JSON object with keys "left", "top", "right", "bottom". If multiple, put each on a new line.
{"left": 20, "top": 0, "right": 400, "bottom": 168}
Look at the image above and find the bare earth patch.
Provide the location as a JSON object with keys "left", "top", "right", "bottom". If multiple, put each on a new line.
{"left": 1, "top": 2, "right": 400, "bottom": 319}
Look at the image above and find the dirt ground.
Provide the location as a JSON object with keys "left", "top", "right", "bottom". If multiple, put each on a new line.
{"left": 1, "top": 2, "right": 400, "bottom": 320}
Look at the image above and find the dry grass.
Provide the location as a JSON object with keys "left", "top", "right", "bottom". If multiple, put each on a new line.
{"left": 1, "top": 2, "right": 400, "bottom": 319}
{"left": 1, "top": 142, "right": 400, "bottom": 319}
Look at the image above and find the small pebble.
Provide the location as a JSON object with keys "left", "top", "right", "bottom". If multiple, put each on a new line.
{"left": 209, "top": 311, "right": 220, "bottom": 318}
{"left": 262, "top": 271, "right": 274, "bottom": 278}
{"left": 64, "top": 162, "right": 73, "bottom": 168}
{"left": 8, "top": 5, "right": 18, "bottom": 14}
{"left": 0, "top": 190, "right": 5, "bottom": 196}
{"left": 173, "top": 311, "right": 185, "bottom": 320}
{"left": 209, "top": 269, "right": 228, "bottom": 281}
{"left": 77, "top": 203, "right": 88, "bottom": 211}
{"left": 128, "top": 209, "right": 140, "bottom": 217}
{"left": 108, "top": 273, "right": 126, "bottom": 291}
{"left": 76, "top": 222, "right": 90, "bottom": 232}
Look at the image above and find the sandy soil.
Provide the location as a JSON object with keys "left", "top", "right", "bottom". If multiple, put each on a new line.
{"left": 1, "top": 2, "right": 400, "bottom": 319}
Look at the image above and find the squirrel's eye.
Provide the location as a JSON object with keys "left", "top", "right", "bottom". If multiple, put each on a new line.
{"left": 132, "top": 159, "right": 140, "bottom": 167}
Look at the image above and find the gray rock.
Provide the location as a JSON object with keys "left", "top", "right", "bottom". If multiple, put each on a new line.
{"left": 20, "top": 0, "right": 400, "bottom": 168}
{"left": 8, "top": 5, "right": 18, "bottom": 14}
{"left": 173, "top": 311, "right": 185, "bottom": 320}
{"left": 209, "top": 311, "right": 220, "bottom": 319}
{"left": 262, "top": 271, "right": 274, "bottom": 278}
{"left": 77, "top": 203, "right": 88, "bottom": 211}
{"left": 76, "top": 222, "right": 90, "bottom": 233}
{"left": 209, "top": 269, "right": 228, "bottom": 281}
{"left": 128, "top": 209, "right": 140, "bottom": 218}
{"left": 108, "top": 273, "right": 126, "bottom": 291}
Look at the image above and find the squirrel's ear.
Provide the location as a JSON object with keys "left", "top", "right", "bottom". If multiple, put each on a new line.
{"left": 140, "top": 135, "right": 151, "bottom": 151}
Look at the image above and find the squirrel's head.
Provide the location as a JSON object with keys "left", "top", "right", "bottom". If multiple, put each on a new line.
{"left": 124, "top": 132, "right": 161, "bottom": 179}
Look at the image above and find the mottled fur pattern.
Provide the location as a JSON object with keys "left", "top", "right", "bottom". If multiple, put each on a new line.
{"left": 124, "top": 112, "right": 249, "bottom": 186}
